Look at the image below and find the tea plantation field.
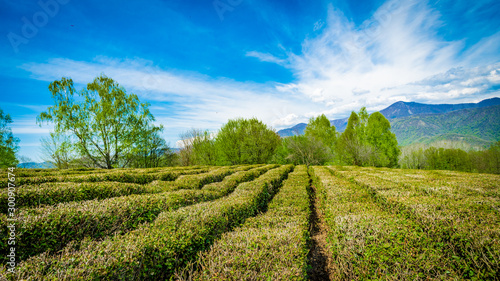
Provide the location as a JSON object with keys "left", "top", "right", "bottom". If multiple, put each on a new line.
{"left": 1, "top": 165, "right": 499, "bottom": 280}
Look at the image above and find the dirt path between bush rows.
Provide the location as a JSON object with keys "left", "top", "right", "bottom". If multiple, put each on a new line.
{"left": 307, "top": 177, "right": 334, "bottom": 281}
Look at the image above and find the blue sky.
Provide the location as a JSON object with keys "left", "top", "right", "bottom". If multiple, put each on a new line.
{"left": 1, "top": 0, "right": 499, "bottom": 162}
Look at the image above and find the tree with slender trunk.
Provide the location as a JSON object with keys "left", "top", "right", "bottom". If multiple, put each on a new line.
{"left": 37, "top": 75, "right": 163, "bottom": 169}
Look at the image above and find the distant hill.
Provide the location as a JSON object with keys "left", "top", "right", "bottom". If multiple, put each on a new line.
{"left": 276, "top": 123, "right": 308, "bottom": 137}
{"left": 17, "top": 162, "right": 57, "bottom": 169}
{"left": 379, "top": 97, "right": 500, "bottom": 119}
{"left": 391, "top": 104, "right": 500, "bottom": 147}
{"left": 277, "top": 97, "right": 500, "bottom": 147}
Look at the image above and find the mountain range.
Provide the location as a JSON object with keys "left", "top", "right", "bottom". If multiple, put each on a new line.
{"left": 277, "top": 97, "right": 500, "bottom": 147}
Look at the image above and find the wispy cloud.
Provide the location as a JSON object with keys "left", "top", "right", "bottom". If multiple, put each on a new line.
{"left": 17, "top": 0, "right": 500, "bottom": 142}
{"left": 251, "top": 0, "right": 500, "bottom": 114}
{"left": 246, "top": 51, "right": 287, "bottom": 65}
{"left": 10, "top": 117, "right": 53, "bottom": 134}
{"left": 0, "top": 102, "right": 52, "bottom": 112}
{"left": 20, "top": 56, "right": 322, "bottom": 144}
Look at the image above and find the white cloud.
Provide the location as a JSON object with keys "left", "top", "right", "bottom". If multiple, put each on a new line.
{"left": 18, "top": 0, "right": 500, "bottom": 146}
{"left": 12, "top": 127, "right": 51, "bottom": 134}
{"left": 245, "top": 51, "right": 286, "bottom": 65}
{"left": 20, "top": 57, "right": 322, "bottom": 145}
{"left": 272, "top": 113, "right": 299, "bottom": 126}
{"left": 260, "top": 0, "right": 500, "bottom": 115}
{"left": 10, "top": 117, "right": 53, "bottom": 135}
{"left": 396, "top": 63, "right": 500, "bottom": 103}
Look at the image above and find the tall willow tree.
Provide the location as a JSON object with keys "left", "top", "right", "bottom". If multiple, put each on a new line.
{"left": 37, "top": 75, "right": 163, "bottom": 169}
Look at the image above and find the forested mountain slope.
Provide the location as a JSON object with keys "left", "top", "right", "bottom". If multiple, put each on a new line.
{"left": 277, "top": 98, "right": 500, "bottom": 147}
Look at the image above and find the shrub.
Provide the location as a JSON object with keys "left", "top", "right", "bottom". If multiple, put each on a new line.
{"left": 3, "top": 165, "right": 293, "bottom": 280}
{"left": 185, "top": 165, "right": 310, "bottom": 280}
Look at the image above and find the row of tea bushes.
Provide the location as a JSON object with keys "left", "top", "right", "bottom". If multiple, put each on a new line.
{"left": 143, "top": 165, "right": 263, "bottom": 194}
{"left": 0, "top": 167, "right": 212, "bottom": 188}
{"left": 0, "top": 182, "right": 146, "bottom": 213}
{"left": 9, "top": 165, "right": 212, "bottom": 178}
{"left": 9, "top": 168, "right": 112, "bottom": 178}
{"left": 0, "top": 166, "right": 272, "bottom": 262}
{"left": 0, "top": 167, "right": 235, "bottom": 213}
{"left": 311, "top": 166, "right": 465, "bottom": 280}
{"left": 352, "top": 166, "right": 500, "bottom": 199}
{"left": 328, "top": 166, "right": 500, "bottom": 279}
{"left": 171, "top": 165, "right": 258, "bottom": 190}
{"left": 3, "top": 165, "right": 293, "bottom": 280}
{"left": 182, "top": 165, "right": 310, "bottom": 280}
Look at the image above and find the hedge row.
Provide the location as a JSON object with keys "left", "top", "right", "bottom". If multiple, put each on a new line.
{"left": 183, "top": 165, "right": 310, "bottom": 280}
{"left": 0, "top": 167, "right": 211, "bottom": 188}
{"left": 356, "top": 166, "right": 500, "bottom": 199}
{"left": 328, "top": 166, "right": 500, "bottom": 279}
{"left": 0, "top": 167, "right": 235, "bottom": 213}
{"left": 0, "top": 166, "right": 261, "bottom": 213}
{"left": 4, "top": 165, "right": 293, "bottom": 280}
{"left": 11, "top": 165, "right": 212, "bottom": 178}
{"left": 172, "top": 165, "right": 264, "bottom": 190}
{"left": 0, "top": 166, "right": 268, "bottom": 262}
{"left": 0, "top": 182, "right": 145, "bottom": 213}
{"left": 11, "top": 168, "right": 110, "bottom": 178}
{"left": 311, "top": 166, "right": 471, "bottom": 280}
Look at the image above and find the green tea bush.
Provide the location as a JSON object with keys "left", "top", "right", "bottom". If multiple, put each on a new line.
{"left": 0, "top": 166, "right": 261, "bottom": 262}
{"left": 0, "top": 167, "right": 210, "bottom": 188}
{"left": 0, "top": 168, "right": 226, "bottom": 212}
{"left": 329, "top": 166, "right": 500, "bottom": 279}
{"left": 185, "top": 165, "right": 310, "bottom": 280}
{"left": 3, "top": 165, "right": 292, "bottom": 280}
{"left": 311, "top": 166, "right": 462, "bottom": 279}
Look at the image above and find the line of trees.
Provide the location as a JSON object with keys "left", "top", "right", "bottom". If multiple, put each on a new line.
{"left": 11, "top": 74, "right": 499, "bottom": 174}
{"left": 399, "top": 141, "right": 500, "bottom": 173}
{"left": 181, "top": 107, "right": 401, "bottom": 168}
{"left": 271, "top": 108, "right": 400, "bottom": 167}
{"left": 178, "top": 118, "right": 281, "bottom": 166}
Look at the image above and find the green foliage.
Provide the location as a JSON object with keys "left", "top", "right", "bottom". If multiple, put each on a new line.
{"left": 0, "top": 167, "right": 211, "bottom": 212}
{"left": 273, "top": 114, "right": 338, "bottom": 166}
{"left": 216, "top": 118, "right": 281, "bottom": 165}
{"left": 192, "top": 130, "right": 218, "bottom": 165}
{"left": 328, "top": 166, "right": 500, "bottom": 279}
{"left": 1, "top": 165, "right": 499, "bottom": 279}
{"left": 337, "top": 108, "right": 400, "bottom": 167}
{"left": 391, "top": 104, "right": 500, "bottom": 147}
{"left": 37, "top": 75, "right": 163, "bottom": 169}
{"left": 399, "top": 140, "right": 500, "bottom": 174}
{"left": 128, "top": 129, "right": 175, "bottom": 168}
{"left": 6, "top": 165, "right": 292, "bottom": 280}
{"left": 275, "top": 135, "right": 332, "bottom": 166}
{"left": 304, "top": 114, "right": 337, "bottom": 149}
{"left": 337, "top": 111, "right": 362, "bottom": 165}
{"left": 180, "top": 119, "right": 280, "bottom": 166}
{"left": 366, "top": 112, "right": 400, "bottom": 167}
{"left": 0, "top": 166, "right": 267, "bottom": 261}
{"left": 0, "top": 108, "right": 19, "bottom": 167}
{"left": 311, "top": 166, "right": 500, "bottom": 279}
{"left": 187, "top": 165, "right": 310, "bottom": 280}
{"left": 40, "top": 131, "right": 75, "bottom": 169}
